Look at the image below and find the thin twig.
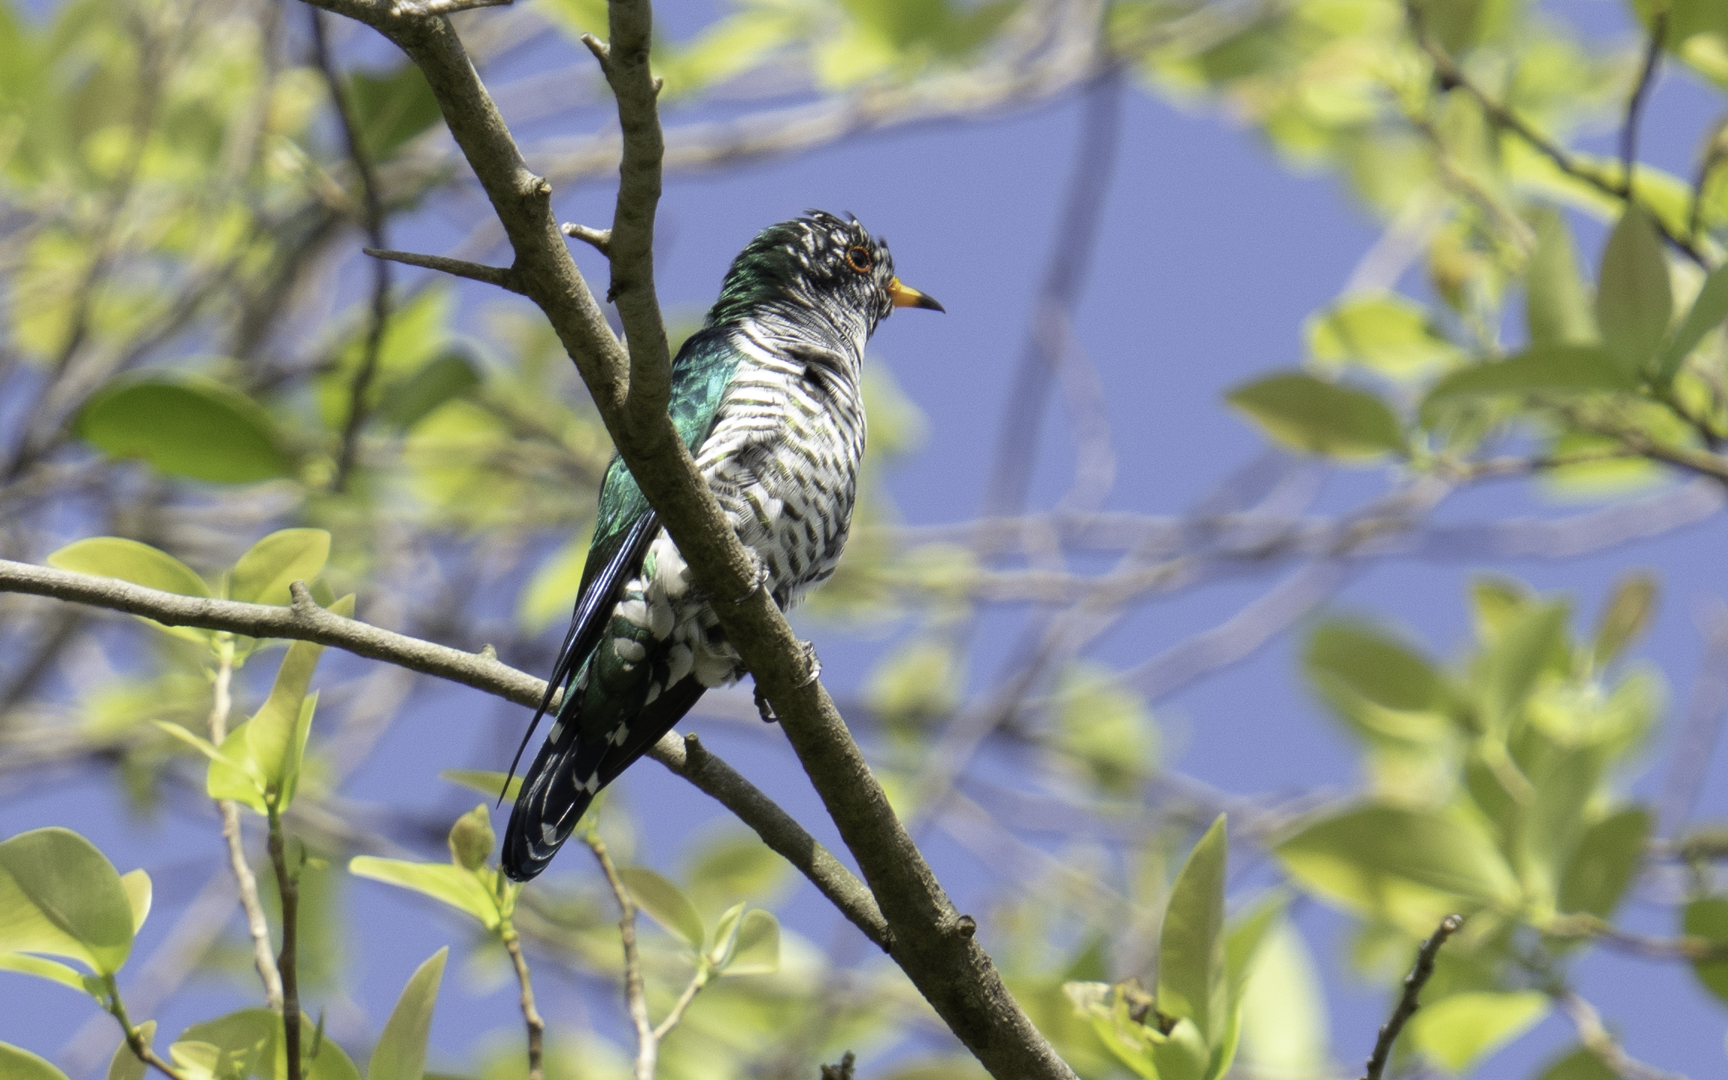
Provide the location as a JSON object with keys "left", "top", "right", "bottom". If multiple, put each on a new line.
{"left": 312, "top": 8, "right": 394, "bottom": 492}
{"left": 562, "top": 222, "right": 612, "bottom": 254}
{"left": 502, "top": 928, "right": 545, "bottom": 1080}
{"left": 1621, "top": 10, "right": 1666, "bottom": 197}
{"left": 1360, "top": 914, "right": 1462, "bottom": 1080}
{"left": 1554, "top": 991, "right": 1690, "bottom": 1080}
{"left": 1405, "top": 0, "right": 1705, "bottom": 266}
{"left": 1659, "top": 600, "right": 1728, "bottom": 835}
{"left": 267, "top": 808, "right": 302, "bottom": 1080}
{"left": 651, "top": 971, "right": 708, "bottom": 1042}
{"left": 586, "top": 831, "right": 656, "bottom": 1080}
{"left": 363, "top": 248, "right": 524, "bottom": 293}
{"left": 210, "top": 639, "right": 285, "bottom": 1009}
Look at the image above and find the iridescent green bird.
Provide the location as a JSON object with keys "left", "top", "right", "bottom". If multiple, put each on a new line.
{"left": 502, "top": 211, "right": 942, "bottom": 881}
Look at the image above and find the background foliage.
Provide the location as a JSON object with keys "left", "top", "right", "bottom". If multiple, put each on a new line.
{"left": 4, "top": 0, "right": 1728, "bottom": 1076}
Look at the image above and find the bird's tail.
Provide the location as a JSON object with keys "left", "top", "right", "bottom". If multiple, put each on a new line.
{"left": 502, "top": 713, "right": 602, "bottom": 882}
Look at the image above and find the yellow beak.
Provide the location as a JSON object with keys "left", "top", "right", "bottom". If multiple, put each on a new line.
{"left": 888, "top": 277, "right": 945, "bottom": 312}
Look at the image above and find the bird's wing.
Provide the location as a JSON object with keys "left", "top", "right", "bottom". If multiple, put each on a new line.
{"left": 503, "top": 328, "right": 746, "bottom": 796}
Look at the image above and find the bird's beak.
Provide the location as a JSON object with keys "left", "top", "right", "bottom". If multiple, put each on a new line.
{"left": 888, "top": 277, "right": 945, "bottom": 312}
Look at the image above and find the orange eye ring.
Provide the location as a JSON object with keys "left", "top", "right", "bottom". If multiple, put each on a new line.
{"left": 846, "top": 246, "right": 873, "bottom": 273}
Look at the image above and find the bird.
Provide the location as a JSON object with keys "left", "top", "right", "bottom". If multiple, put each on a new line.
{"left": 502, "top": 211, "right": 943, "bottom": 882}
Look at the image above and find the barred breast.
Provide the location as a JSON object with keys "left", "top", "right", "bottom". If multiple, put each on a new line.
{"left": 600, "top": 325, "right": 867, "bottom": 698}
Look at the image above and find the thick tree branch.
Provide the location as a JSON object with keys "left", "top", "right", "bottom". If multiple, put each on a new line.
{"left": 0, "top": 558, "right": 888, "bottom": 948}
{"left": 286, "top": 1, "right": 1077, "bottom": 1074}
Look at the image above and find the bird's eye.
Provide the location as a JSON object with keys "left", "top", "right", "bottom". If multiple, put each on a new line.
{"left": 845, "top": 246, "right": 873, "bottom": 273}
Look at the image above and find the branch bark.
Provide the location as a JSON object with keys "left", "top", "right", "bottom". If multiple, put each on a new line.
{"left": 0, "top": 557, "right": 888, "bottom": 948}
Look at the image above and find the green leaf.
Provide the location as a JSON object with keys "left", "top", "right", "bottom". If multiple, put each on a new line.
{"left": 348, "top": 65, "right": 441, "bottom": 160}
{"left": 0, "top": 952, "right": 94, "bottom": 994}
{"left": 1684, "top": 897, "right": 1728, "bottom": 1003}
{"left": 1158, "top": 816, "right": 1229, "bottom": 1050}
{"left": 106, "top": 1020, "right": 154, "bottom": 1080}
{"left": 220, "top": 637, "right": 328, "bottom": 812}
{"left": 1478, "top": 601, "right": 1566, "bottom": 731}
{"left": 228, "top": 529, "right": 331, "bottom": 606}
{"left": 0, "top": 1041, "right": 71, "bottom": 1080}
{"left": 1275, "top": 805, "right": 1520, "bottom": 934}
{"left": 1536, "top": 1045, "right": 1621, "bottom": 1080}
{"left": 348, "top": 857, "right": 501, "bottom": 930}
{"left": 1592, "top": 573, "right": 1658, "bottom": 668}
{"left": 1149, "top": 1018, "right": 1209, "bottom": 1080}
{"left": 1408, "top": 990, "right": 1549, "bottom": 1072}
{"left": 438, "top": 769, "right": 521, "bottom": 803}
{"left": 446, "top": 804, "right": 495, "bottom": 872}
{"left": 723, "top": 908, "right": 781, "bottom": 975}
{"left": 1595, "top": 205, "right": 1672, "bottom": 373}
{"left": 172, "top": 1010, "right": 274, "bottom": 1080}
{"left": 120, "top": 868, "right": 151, "bottom": 934}
{"left": 0, "top": 827, "right": 136, "bottom": 975}
{"left": 48, "top": 538, "right": 209, "bottom": 598}
{"left": 1237, "top": 918, "right": 1328, "bottom": 1080}
{"left": 1526, "top": 208, "right": 1597, "bottom": 347}
{"left": 1559, "top": 808, "right": 1650, "bottom": 918}
{"left": 369, "top": 947, "right": 448, "bottom": 1080}
{"left": 1515, "top": 746, "right": 1601, "bottom": 912}
{"left": 1305, "top": 620, "right": 1445, "bottom": 712}
{"left": 380, "top": 351, "right": 480, "bottom": 431}
{"left": 618, "top": 866, "right": 706, "bottom": 950}
{"left": 1305, "top": 293, "right": 1460, "bottom": 376}
{"left": 708, "top": 903, "right": 747, "bottom": 967}
{"left": 1419, "top": 345, "right": 1634, "bottom": 425}
{"left": 517, "top": 531, "right": 592, "bottom": 635}
{"left": 1655, "top": 261, "right": 1728, "bottom": 381}
{"left": 1225, "top": 372, "right": 1404, "bottom": 459}
{"left": 47, "top": 537, "right": 214, "bottom": 645}
{"left": 76, "top": 375, "right": 294, "bottom": 483}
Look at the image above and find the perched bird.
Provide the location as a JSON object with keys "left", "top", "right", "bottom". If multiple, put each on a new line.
{"left": 502, "top": 211, "right": 942, "bottom": 882}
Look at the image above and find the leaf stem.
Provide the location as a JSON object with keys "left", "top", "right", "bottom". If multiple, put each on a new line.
{"left": 267, "top": 805, "right": 303, "bottom": 1080}
{"left": 104, "top": 976, "right": 189, "bottom": 1080}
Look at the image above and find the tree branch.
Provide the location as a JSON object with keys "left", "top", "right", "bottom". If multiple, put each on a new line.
{"left": 209, "top": 641, "right": 285, "bottom": 1009}
{"left": 587, "top": 830, "right": 657, "bottom": 1080}
{"left": 1554, "top": 991, "right": 1690, "bottom": 1080}
{"left": 312, "top": 8, "right": 394, "bottom": 492}
{"left": 1360, "top": 914, "right": 1462, "bottom": 1080}
{"left": 289, "top": 0, "right": 1078, "bottom": 1073}
{"left": 1621, "top": 10, "right": 1666, "bottom": 197}
{"left": 267, "top": 807, "right": 302, "bottom": 1080}
{"left": 364, "top": 247, "right": 523, "bottom": 293}
{"left": 502, "top": 928, "right": 545, "bottom": 1080}
{"left": 0, "top": 558, "right": 888, "bottom": 948}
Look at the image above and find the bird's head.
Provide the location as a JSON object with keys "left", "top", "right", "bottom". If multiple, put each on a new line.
{"left": 707, "top": 211, "right": 943, "bottom": 336}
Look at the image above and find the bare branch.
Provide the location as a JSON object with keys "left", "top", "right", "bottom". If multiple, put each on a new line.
{"left": 1554, "top": 991, "right": 1690, "bottom": 1080}
{"left": 364, "top": 247, "right": 523, "bottom": 293}
{"left": 1361, "top": 915, "right": 1463, "bottom": 1080}
{"left": 392, "top": 0, "right": 510, "bottom": 14}
{"left": 209, "top": 643, "right": 285, "bottom": 1009}
{"left": 587, "top": 831, "right": 657, "bottom": 1080}
{"left": 650, "top": 970, "right": 707, "bottom": 1042}
{"left": 1622, "top": 10, "right": 1666, "bottom": 196}
{"left": 562, "top": 222, "right": 613, "bottom": 255}
{"left": 502, "top": 929, "right": 545, "bottom": 1080}
{"left": 0, "top": 558, "right": 888, "bottom": 949}
{"left": 589, "top": 1, "right": 672, "bottom": 433}
{"left": 266, "top": 808, "right": 302, "bottom": 1080}
{"left": 312, "top": 8, "right": 395, "bottom": 492}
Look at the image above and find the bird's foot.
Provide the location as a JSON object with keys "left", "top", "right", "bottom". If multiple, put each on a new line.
{"left": 754, "top": 678, "right": 778, "bottom": 723}
{"left": 731, "top": 550, "right": 771, "bottom": 605}
{"left": 797, "top": 641, "right": 822, "bottom": 687}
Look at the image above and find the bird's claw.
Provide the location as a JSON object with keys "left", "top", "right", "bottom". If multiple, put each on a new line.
{"left": 798, "top": 641, "right": 822, "bottom": 687}
{"left": 732, "top": 551, "right": 771, "bottom": 605}
{"left": 754, "top": 679, "right": 778, "bottom": 723}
